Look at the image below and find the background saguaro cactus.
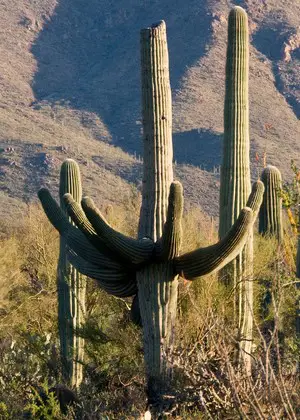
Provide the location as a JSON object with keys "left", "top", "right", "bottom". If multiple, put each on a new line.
{"left": 58, "top": 159, "right": 86, "bottom": 388}
{"left": 259, "top": 165, "right": 283, "bottom": 242}
{"left": 259, "top": 165, "right": 284, "bottom": 370}
{"left": 219, "top": 6, "right": 254, "bottom": 373}
{"left": 38, "top": 18, "right": 263, "bottom": 408}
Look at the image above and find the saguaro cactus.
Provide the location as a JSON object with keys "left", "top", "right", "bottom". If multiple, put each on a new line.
{"left": 259, "top": 165, "right": 283, "bottom": 242}
{"left": 58, "top": 159, "right": 86, "bottom": 388}
{"left": 219, "top": 6, "right": 254, "bottom": 373}
{"left": 38, "top": 19, "right": 263, "bottom": 407}
{"left": 259, "top": 167, "right": 285, "bottom": 371}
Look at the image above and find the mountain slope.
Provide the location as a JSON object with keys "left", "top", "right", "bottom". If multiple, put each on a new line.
{"left": 0, "top": 0, "right": 299, "bottom": 223}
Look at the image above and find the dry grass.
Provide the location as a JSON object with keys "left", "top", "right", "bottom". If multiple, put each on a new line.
{"left": 0, "top": 205, "right": 58, "bottom": 337}
{"left": 0, "top": 202, "right": 299, "bottom": 418}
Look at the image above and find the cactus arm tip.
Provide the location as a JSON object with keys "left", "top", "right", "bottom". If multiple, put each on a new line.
{"left": 39, "top": 189, "right": 123, "bottom": 270}
{"left": 155, "top": 181, "right": 183, "bottom": 260}
{"left": 246, "top": 180, "right": 265, "bottom": 215}
{"left": 38, "top": 188, "right": 70, "bottom": 234}
{"left": 63, "top": 193, "right": 96, "bottom": 236}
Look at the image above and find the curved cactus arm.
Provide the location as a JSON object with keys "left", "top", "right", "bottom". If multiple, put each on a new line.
{"left": 62, "top": 193, "right": 127, "bottom": 268}
{"left": 155, "top": 181, "right": 183, "bottom": 260}
{"left": 175, "top": 207, "right": 253, "bottom": 280}
{"left": 62, "top": 193, "right": 129, "bottom": 262}
{"left": 246, "top": 180, "right": 264, "bottom": 216}
{"left": 66, "top": 231, "right": 123, "bottom": 270}
{"left": 38, "top": 188, "right": 123, "bottom": 270}
{"left": 82, "top": 197, "right": 155, "bottom": 265}
{"left": 68, "top": 253, "right": 137, "bottom": 297}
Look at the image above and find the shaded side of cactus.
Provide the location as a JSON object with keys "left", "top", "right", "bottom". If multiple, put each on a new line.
{"left": 219, "top": 6, "right": 253, "bottom": 374}
{"left": 58, "top": 159, "right": 86, "bottom": 388}
{"left": 259, "top": 165, "right": 283, "bottom": 242}
{"left": 38, "top": 17, "right": 264, "bottom": 406}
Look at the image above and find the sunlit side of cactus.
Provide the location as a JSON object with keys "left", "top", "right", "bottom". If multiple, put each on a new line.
{"left": 219, "top": 6, "right": 254, "bottom": 374}
{"left": 58, "top": 159, "right": 86, "bottom": 388}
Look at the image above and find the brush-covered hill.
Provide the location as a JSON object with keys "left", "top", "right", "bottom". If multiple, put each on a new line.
{"left": 0, "top": 0, "right": 299, "bottom": 223}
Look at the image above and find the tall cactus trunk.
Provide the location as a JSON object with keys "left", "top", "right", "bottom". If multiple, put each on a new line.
{"left": 219, "top": 6, "right": 253, "bottom": 374}
{"left": 58, "top": 159, "right": 86, "bottom": 388}
{"left": 138, "top": 21, "right": 178, "bottom": 403}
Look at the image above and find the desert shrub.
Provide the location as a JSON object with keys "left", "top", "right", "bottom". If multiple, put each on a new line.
{"left": 0, "top": 205, "right": 58, "bottom": 339}
{"left": 0, "top": 201, "right": 299, "bottom": 418}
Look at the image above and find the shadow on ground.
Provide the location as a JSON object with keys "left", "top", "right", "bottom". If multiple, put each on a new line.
{"left": 31, "top": 0, "right": 214, "bottom": 155}
{"left": 88, "top": 129, "right": 223, "bottom": 186}
{"left": 252, "top": 20, "right": 300, "bottom": 119}
{"left": 173, "top": 129, "right": 222, "bottom": 170}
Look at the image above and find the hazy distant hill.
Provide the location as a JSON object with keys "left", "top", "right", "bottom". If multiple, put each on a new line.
{"left": 0, "top": 0, "right": 299, "bottom": 222}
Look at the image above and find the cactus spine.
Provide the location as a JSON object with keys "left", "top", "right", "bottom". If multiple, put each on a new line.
{"left": 259, "top": 165, "right": 283, "bottom": 242}
{"left": 58, "top": 159, "right": 86, "bottom": 388}
{"left": 219, "top": 6, "right": 253, "bottom": 373}
{"left": 39, "top": 18, "right": 263, "bottom": 406}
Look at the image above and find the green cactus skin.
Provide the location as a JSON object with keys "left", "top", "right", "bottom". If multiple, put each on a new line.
{"left": 138, "top": 25, "right": 180, "bottom": 400}
{"left": 219, "top": 6, "right": 254, "bottom": 374}
{"left": 259, "top": 166, "right": 285, "bottom": 371}
{"left": 219, "top": 6, "right": 251, "bottom": 240}
{"left": 38, "top": 18, "right": 264, "bottom": 406}
{"left": 58, "top": 159, "right": 86, "bottom": 388}
{"left": 259, "top": 165, "right": 283, "bottom": 242}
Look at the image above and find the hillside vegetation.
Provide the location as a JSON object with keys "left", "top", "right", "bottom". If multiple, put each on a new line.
{"left": 0, "top": 0, "right": 299, "bottom": 220}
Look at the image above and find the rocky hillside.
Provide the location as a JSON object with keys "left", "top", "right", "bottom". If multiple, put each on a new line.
{"left": 0, "top": 0, "right": 299, "bottom": 223}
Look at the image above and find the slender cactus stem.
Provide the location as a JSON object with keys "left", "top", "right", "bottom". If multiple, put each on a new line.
{"left": 219, "top": 6, "right": 253, "bottom": 374}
